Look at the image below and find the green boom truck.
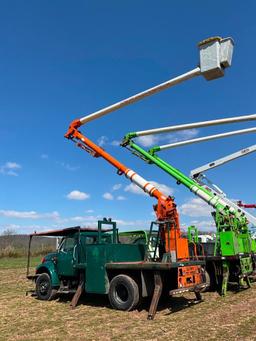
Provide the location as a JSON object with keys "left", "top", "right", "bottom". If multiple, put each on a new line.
{"left": 27, "top": 219, "right": 207, "bottom": 320}
{"left": 121, "top": 126, "right": 256, "bottom": 296}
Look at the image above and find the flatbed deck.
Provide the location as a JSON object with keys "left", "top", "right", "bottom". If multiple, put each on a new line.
{"left": 106, "top": 260, "right": 205, "bottom": 270}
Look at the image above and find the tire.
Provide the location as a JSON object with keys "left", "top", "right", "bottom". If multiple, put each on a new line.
{"left": 108, "top": 274, "right": 140, "bottom": 311}
{"left": 35, "top": 273, "right": 58, "bottom": 301}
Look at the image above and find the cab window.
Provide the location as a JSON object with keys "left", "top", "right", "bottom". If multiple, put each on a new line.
{"left": 59, "top": 237, "right": 75, "bottom": 252}
{"left": 85, "top": 236, "right": 97, "bottom": 244}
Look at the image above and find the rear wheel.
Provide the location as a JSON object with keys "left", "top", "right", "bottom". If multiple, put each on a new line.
{"left": 35, "top": 273, "right": 58, "bottom": 301}
{"left": 108, "top": 274, "right": 139, "bottom": 311}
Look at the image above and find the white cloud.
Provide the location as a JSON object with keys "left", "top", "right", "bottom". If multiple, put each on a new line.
{"left": 85, "top": 209, "right": 94, "bottom": 213}
{"left": 5, "top": 162, "right": 21, "bottom": 169}
{"left": 117, "top": 196, "right": 126, "bottom": 201}
{"left": 150, "top": 181, "right": 174, "bottom": 196}
{"left": 102, "top": 192, "right": 114, "bottom": 200}
{"left": 58, "top": 162, "right": 79, "bottom": 171}
{"left": 0, "top": 223, "right": 21, "bottom": 230}
{"left": 69, "top": 215, "right": 100, "bottom": 223}
{"left": 115, "top": 219, "right": 150, "bottom": 229}
{"left": 124, "top": 183, "right": 146, "bottom": 196}
{"left": 5, "top": 170, "right": 19, "bottom": 176}
{"left": 189, "top": 219, "right": 215, "bottom": 231}
{"left": 0, "top": 214, "right": 151, "bottom": 233}
{"left": 133, "top": 129, "right": 199, "bottom": 149}
{"left": 112, "top": 184, "right": 122, "bottom": 191}
{"left": 166, "top": 129, "right": 199, "bottom": 144}
{"left": 0, "top": 210, "right": 39, "bottom": 219}
{"left": 97, "top": 136, "right": 108, "bottom": 147}
{"left": 110, "top": 140, "right": 120, "bottom": 146}
{"left": 96, "top": 138, "right": 121, "bottom": 147}
{"left": 180, "top": 197, "right": 213, "bottom": 217}
{"left": 124, "top": 181, "right": 173, "bottom": 197}
{"left": 66, "top": 190, "right": 90, "bottom": 200}
{"left": 69, "top": 216, "right": 85, "bottom": 222}
{"left": 90, "top": 129, "right": 199, "bottom": 154}
{"left": 0, "top": 223, "right": 45, "bottom": 234}
{"left": 41, "top": 154, "right": 49, "bottom": 159}
{"left": 0, "top": 161, "right": 21, "bottom": 176}
{"left": 137, "top": 135, "right": 159, "bottom": 147}
{"left": 0, "top": 210, "right": 60, "bottom": 220}
{"left": 177, "top": 128, "right": 199, "bottom": 140}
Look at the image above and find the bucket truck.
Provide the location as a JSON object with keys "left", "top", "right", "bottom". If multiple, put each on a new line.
{"left": 64, "top": 112, "right": 210, "bottom": 319}
{"left": 61, "top": 36, "right": 235, "bottom": 314}
{"left": 121, "top": 115, "right": 256, "bottom": 295}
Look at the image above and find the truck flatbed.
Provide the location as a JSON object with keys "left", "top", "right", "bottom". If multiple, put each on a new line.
{"left": 106, "top": 260, "right": 205, "bottom": 270}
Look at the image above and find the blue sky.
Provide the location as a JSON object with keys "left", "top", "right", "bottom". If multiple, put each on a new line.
{"left": 0, "top": 1, "right": 255, "bottom": 234}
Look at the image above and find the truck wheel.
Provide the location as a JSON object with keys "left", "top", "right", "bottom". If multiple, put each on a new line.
{"left": 108, "top": 274, "right": 139, "bottom": 311}
{"left": 35, "top": 273, "right": 58, "bottom": 301}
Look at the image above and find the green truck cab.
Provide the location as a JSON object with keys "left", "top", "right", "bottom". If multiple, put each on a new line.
{"left": 27, "top": 220, "right": 148, "bottom": 310}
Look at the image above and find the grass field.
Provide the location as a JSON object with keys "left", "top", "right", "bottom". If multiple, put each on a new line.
{"left": 0, "top": 257, "right": 255, "bottom": 341}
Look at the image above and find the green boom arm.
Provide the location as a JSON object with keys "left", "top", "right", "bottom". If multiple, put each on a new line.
{"left": 121, "top": 139, "right": 254, "bottom": 261}
{"left": 122, "top": 139, "right": 247, "bottom": 224}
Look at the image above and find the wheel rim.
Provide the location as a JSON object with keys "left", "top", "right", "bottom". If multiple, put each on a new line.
{"left": 115, "top": 284, "right": 129, "bottom": 303}
{"left": 39, "top": 280, "right": 50, "bottom": 296}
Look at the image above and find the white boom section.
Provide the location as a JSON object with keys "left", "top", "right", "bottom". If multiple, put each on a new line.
{"left": 157, "top": 127, "right": 256, "bottom": 151}
{"left": 76, "top": 37, "right": 234, "bottom": 126}
{"left": 200, "top": 183, "right": 256, "bottom": 226}
{"left": 190, "top": 145, "right": 256, "bottom": 226}
{"left": 134, "top": 114, "right": 256, "bottom": 137}
{"left": 124, "top": 169, "right": 165, "bottom": 198}
{"left": 79, "top": 68, "right": 201, "bottom": 125}
{"left": 190, "top": 144, "right": 256, "bottom": 178}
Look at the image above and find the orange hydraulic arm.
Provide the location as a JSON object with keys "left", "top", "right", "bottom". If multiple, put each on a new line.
{"left": 65, "top": 120, "right": 189, "bottom": 259}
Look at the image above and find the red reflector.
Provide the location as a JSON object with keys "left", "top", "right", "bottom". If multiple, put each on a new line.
{"left": 41, "top": 257, "right": 46, "bottom": 263}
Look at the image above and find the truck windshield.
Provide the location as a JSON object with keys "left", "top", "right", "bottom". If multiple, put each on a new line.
{"left": 58, "top": 237, "right": 75, "bottom": 252}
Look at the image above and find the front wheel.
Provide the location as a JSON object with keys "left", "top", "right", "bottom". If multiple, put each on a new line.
{"left": 35, "top": 273, "right": 58, "bottom": 301}
{"left": 108, "top": 274, "right": 140, "bottom": 311}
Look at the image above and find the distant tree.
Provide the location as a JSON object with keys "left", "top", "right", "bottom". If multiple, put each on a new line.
{"left": 2, "top": 228, "right": 17, "bottom": 236}
{"left": 1, "top": 228, "right": 17, "bottom": 247}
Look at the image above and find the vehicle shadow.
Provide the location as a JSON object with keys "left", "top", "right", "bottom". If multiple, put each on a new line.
{"left": 56, "top": 293, "right": 203, "bottom": 316}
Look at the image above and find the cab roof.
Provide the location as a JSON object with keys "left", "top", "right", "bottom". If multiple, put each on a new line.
{"left": 29, "top": 226, "right": 112, "bottom": 237}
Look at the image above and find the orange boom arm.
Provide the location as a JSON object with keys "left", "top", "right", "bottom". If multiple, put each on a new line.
{"left": 65, "top": 120, "right": 188, "bottom": 259}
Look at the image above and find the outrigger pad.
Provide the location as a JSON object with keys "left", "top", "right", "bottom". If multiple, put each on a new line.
{"left": 70, "top": 280, "right": 84, "bottom": 309}
{"left": 147, "top": 271, "right": 163, "bottom": 320}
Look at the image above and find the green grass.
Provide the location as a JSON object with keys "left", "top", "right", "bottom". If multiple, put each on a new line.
{"left": 0, "top": 258, "right": 256, "bottom": 340}
{"left": 0, "top": 256, "right": 41, "bottom": 269}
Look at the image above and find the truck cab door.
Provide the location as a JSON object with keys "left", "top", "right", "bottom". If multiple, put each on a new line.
{"left": 57, "top": 236, "right": 77, "bottom": 277}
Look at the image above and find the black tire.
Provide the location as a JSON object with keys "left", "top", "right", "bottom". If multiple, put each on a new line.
{"left": 108, "top": 274, "right": 140, "bottom": 311}
{"left": 35, "top": 273, "right": 58, "bottom": 301}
